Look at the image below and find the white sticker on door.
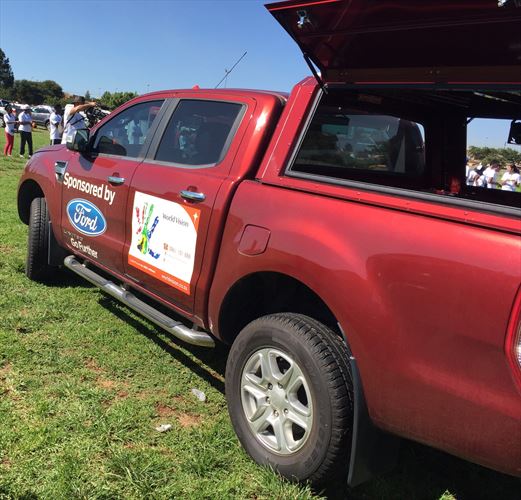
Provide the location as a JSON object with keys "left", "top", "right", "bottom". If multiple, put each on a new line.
{"left": 128, "top": 191, "right": 200, "bottom": 295}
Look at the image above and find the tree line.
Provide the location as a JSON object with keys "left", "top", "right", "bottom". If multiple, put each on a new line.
{"left": 0, "top": 48, "right": 137, "bottom": 110}
{"left": 467, "top": 146, "right": 521, "bottom": 166}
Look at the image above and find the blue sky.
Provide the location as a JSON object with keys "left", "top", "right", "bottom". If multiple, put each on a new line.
{"left": 0, "top": 0, "right": 309, "bottom": 95}
{"left": 1, "top": 0, "right": 519, "bottom": 150}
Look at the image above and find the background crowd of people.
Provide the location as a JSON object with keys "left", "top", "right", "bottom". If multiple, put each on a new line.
{"left": 2, "top": 96, "right": 96, "bottom": 158}
{"left": 466, "top": 159, "right": 521, "bottom": 192}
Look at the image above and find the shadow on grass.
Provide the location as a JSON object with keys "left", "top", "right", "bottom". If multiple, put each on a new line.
{"left": 323, "top": 439, "right": 519, "bottom": 500}
{"left": 62, "top": 281, "right": 518, "bottom": 500}
{"left": 98, "top": 296, "right": 227, "bottom": 394}
{"left": 15, "top": 264, "right": 94, "bottom": 289}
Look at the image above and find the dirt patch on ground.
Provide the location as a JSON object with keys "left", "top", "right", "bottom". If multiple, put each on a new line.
{"left": 0, "top": 363, "right": 17, "bottom": 398}
{"left": 0, "top": 245, "right": 13, "bottom": 255}
{"left": 84, "top": 358, "right": 104, "bottom": 374}
{"left": 155, "top": 403, "right": 176, "bottom": 418}
{"left": 84, "top": 358, "right": 129, "bottom": 393}
{"left": 177, "top": 413, "right": 202, "bottom": 428}
{"left": 97, "top": 378, "right": 117, "bottom": 390}
{"left": 154, "top": 402, "right": 202, "bottom": 428}
{"left": 0, "top": 362, "right": 12, "bottom": 378}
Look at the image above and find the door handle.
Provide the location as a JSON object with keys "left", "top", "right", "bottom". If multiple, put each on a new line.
{"left": 180, "top": 190, "right": 206, "bottom": 202}
{"left": 108, "top": 175, "right": 125, "bottom": 185}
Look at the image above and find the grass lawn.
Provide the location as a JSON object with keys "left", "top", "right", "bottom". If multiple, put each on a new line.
{"left": 0, "top": 128, "right": 519, "bottom": 499}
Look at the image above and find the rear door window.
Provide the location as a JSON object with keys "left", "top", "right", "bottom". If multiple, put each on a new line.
{"left": 291, "top": 107, "right": 426, "bottom": 188}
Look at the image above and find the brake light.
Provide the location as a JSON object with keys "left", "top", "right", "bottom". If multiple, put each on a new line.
{"left": 505, "top": 289, "right": 521, "bottom": 390}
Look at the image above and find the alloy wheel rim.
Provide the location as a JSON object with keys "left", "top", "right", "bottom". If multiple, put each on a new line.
{"left": 240, "top": 347, "right": 313, "bottom": 455}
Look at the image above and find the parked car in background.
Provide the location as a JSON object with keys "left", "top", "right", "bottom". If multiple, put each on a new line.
{"left": 31, "top": 105, "right": 53, "bottom": 130}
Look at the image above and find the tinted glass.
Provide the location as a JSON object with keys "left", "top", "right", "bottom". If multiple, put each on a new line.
{"left": 93, "top": 100, "right": 164, "bottom": 158}
{"left": 155, "top": 100, "right": 243, "bottom": 165}
{"left": 292, "top": 109, "right": 425, "bottom": 181}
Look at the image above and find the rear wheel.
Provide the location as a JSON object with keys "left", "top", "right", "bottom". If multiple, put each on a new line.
{"left": 26, "top": 197, "right": 51, "bottom": 282}
{"left": 225, "top": 313, "right": 353, "bottom": 485}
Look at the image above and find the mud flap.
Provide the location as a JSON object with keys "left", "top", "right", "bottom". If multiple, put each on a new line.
{"left": 347, "top": 354, "right": 401, "bottom": 487}
{"left": 47, "top": 221, "right": 67, "bottom": 266}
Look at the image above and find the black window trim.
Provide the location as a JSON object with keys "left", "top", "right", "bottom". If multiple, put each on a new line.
{"left": 284, "top": 87, "right": 521, "bottom": 219}
{"left": 144, "top": 97, "right": 247, "bottom": 170}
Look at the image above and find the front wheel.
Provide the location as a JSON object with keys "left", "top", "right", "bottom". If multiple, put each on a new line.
{"left": 225, "top": 313, "right": 354, "bottom": 485}
{"left": 26, "top": 197, "right": 52, "bottom": 282}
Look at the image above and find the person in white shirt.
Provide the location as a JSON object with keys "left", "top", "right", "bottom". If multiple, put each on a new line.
{"left": 500, "top": 163, "right": 521, "bottom": 192}
{"left": 482, "top": 160, "right": 501, "bottom": 189}
{"left": 49, "top": 104, "right": 63, "bottom": 145}
{"left": 18, "top": 104, "right": 33, "bottom": 158}
{"left": 3, "top": 105, "right": 17, "bottom": 156}
{"left": 61, "top": 95, "right": 96, "bottom": 144}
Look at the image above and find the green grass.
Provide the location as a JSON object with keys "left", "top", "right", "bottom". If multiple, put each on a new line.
{"left": 0, "top": 129, "right": 519, "bottom": 499}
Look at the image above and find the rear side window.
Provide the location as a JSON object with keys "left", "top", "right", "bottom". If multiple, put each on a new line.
{"left": 93, "top": 100, "right": 164, "bottom": 158}
{"left": 291, "top": 108, "right": 425, "bottom": 187}
{"left": 155, "top": 100, "right": 243, "bottom": 166}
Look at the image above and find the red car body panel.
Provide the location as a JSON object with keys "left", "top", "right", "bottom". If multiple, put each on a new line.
{"left": 267, "top": 0, "right": 521, "bottom": 83}
{"left": 208, "top": 180, "right": 521, "bottom": 475}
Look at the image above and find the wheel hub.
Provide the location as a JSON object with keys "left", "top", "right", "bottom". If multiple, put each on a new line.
{"left": 240, "top": 347, "right": 313, "bottom": 455}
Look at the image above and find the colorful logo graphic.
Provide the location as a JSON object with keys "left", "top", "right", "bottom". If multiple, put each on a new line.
{"left": 135, "top": 203, "right": 160, "bottom": 259}
{"left": 66, "top": 199, "right": 107, "bottom": 236}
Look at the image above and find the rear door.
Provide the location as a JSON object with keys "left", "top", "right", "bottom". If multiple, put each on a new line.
{"left": 123, "top": 97, "right": 251, "bottom": 314}
{"left": 60, "top": 99, "right": 165, "bottom": 273}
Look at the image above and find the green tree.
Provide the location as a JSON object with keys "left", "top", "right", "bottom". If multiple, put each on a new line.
{"left": 99, "top": 91, "right": 138, "bottom": 110}
{"left": 11, "top": 79, "right": 43, "bottom": 104}
{"left": 85, "top": 90, "right": 91, "bottom": 100}
{"left": 468, "top": 145, "right": 521, "bottom": 166}
{"left": 39, "top": 80, "right": 63, "bottom": 104}
{"left": 8, "top": 79, "right": 63, "bottom": 105}
{"left": 0, "top": 48, "right": 14, "bottom": 91}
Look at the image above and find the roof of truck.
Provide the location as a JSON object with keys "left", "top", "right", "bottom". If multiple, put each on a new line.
{"left": 140, "top": 87, "right": 290, "bottom": 102}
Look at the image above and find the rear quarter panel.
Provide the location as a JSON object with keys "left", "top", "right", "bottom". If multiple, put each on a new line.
{"left": 209, "top": 180, "right": 521, "bottom": 475}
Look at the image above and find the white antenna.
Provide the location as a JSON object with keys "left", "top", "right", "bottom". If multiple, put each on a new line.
{"left": 215, "top": 52, "right": 247, "bottom": 89}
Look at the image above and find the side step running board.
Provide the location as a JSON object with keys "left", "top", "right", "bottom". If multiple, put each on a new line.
{"left": 64, "top": 256, "right": 215, "bottom": 348}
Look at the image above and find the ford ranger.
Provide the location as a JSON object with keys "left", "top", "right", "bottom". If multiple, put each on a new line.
{"left": 17, "top": 0, "right": 521, "bottom": 487}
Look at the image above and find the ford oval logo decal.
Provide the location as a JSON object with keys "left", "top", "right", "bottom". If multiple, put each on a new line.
{"left": 66, "top": 199, "right": 107, "bottom": 236}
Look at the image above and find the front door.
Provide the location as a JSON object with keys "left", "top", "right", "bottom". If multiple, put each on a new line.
{"left": 123, "top": 98, "right": 248, "bottom": 314}
{"left": 60, "top": 99, "right": 165, "bottom": 274}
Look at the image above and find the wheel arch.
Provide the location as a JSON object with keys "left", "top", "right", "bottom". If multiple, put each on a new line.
{"left": 18, "top": 179, "right": 45, "bottom": 225}
{"left": 217, "top": 271, "right": 339, "bottom": 345}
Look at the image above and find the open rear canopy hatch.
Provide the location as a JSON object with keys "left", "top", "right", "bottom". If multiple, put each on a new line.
{"left": 266, "top": 0, "right": 521, "bottom": 83}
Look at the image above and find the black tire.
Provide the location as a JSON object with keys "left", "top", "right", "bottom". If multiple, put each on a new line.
{"left": 26, "top": 197, "right": 51, "bottom": 282}
{"left": 45, "top": 120, "right": 50, "bottom": 132}
{"left": 225, "top": 313, "right": 353, "bottom": 485}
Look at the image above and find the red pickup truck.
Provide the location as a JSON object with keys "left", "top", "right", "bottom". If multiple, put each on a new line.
{"left": 17, "top": 0, "right": 521, "bottom": 487}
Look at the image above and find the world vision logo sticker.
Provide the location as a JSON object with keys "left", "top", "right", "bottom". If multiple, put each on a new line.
{"left": 128, "top": 192, "right": 200, "bottom": 295}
